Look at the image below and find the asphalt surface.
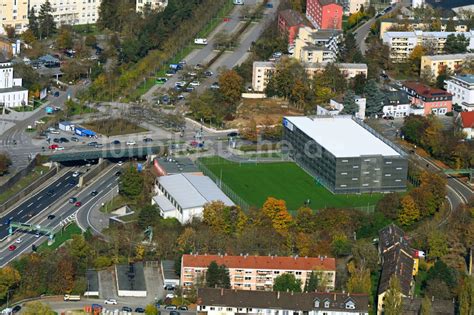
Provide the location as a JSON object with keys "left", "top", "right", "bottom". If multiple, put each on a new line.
{"left": 0, "top": 171, "right": 78, "bottom": 239}
{"left": 0, "top": 165, "right": 120, "bottom": 267}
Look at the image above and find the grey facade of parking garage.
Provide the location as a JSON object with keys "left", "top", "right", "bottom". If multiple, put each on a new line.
{"left": 282, "top": 117, "right": 408, "bottom": 194}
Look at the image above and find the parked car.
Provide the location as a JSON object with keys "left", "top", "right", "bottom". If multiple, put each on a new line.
{"left": 55, "top": 146, "right": 65, "bottom": 151}
{"left": 12, "top": 305, "right": 21, "bottom": 313}
{"left": 49, "top": 144, "right": 59, "bottom": 150}
{"left": 165, "top": 305, "right": 177, "bottom": 310}
{"left": 178, "top": 305, "right": 188, "bottom": 310}
{"left": 170, "top": 311, "right": 180, "bottom": 315}
{"left": 91, "top": 190, "right": 98, "bottom": 196}
{"left": 126, "top": 140, "right": 136, "bottom": 146}
{"left": 143, "top": 137, "right": 153, "bottom": 143}
{"left": 88, "top": 141, "right": 98, "bottom": 146}
{"left": 60, "top": 137, "right": 69, "bottom": 143}
{"left": 69, "top": 197, "right": 77, "bottom": 204}
{"left": 112, "top": 140, "right": 121, "bottom": 145}
{"left": 210, "top": 82, "right": 220, "bottom": 89}
{"left": 71, "top": 137, "right": 79, "bottom": 142}
{"left": 204, "top": 70, "right": 213, "bottom": 77}
{"left": 104, "top": 298, "right": 117, "bottom": 305}
{"left": 190, "top": 81, "right": 200, "bottom": 86}
{"left": 135, "top": 307, "right": 145, "bottom": 313}
{"left": 15, "top": 238, "right": 22, "bottom": 244}
{"left": 186, "top": 86, "right": 195, "bottom": 92}
{"left": 165, "top": 70, "right": 176, "bottom": 77}
{"left": 122, "top": 306, "right": 132, "bottom": 312}
{"left": 175, "top": 81, "right": 185, "bottom": 87}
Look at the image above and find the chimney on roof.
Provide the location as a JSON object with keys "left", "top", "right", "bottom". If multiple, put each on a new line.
{"left": 240, "top": 253, "right": 243, "bottom": 256}
{"left": 334, "top": 293, "right": 336, "bottom": 301}
{"left": 277, "top": 291, "right": 280, "bottom": 299}
{"left": 221, "top": 288, "right": 224, "bottom": 296}
{"left": 291, "top": 291, "right": 294, "bottom": 296}
{"left": 432, "top": 296, "right": 434, "bottom": 302}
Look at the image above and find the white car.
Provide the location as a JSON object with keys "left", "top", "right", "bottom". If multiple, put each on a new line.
{"left": 117, "top": 161, "right": 123, "bottom": 166}
{"left": 190, "top": 81, "right": 200, "bottom": 86}
{"left": 175, "top": 81, "right": 185, "bottom": 87}
{"left": 166, "top": 293, "right": 175, "bottom": 299}
{"left": 55, "top": 146, "right": 65, "bottom": 151}
{"left": 104, "top": 298, "right": 117, "bottom": 305}
{"left": 72, "top": 171, "right": 80, "bottom": 177}
{"left": 126, "top": 140, "right": 136, "bottom": 146}
{"left": 15, "top": 238, "right": 22, "bottom": 244}
{"left": 49, "top": 130, "right": 60, "bottom": 134}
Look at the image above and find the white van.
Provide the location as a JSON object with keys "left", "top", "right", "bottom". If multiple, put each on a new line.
{"left": 194, "top": 38, "right": 208, "bottom": 45}
{"left": 233, "top": 0, "right": 244, "bottom": 4}
{"left": 64, "top": 294, "right": 81, "bottom": 301}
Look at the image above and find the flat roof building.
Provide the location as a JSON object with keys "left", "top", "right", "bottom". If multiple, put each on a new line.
{"left": 282, "top": 116, "right": 407, "bottom": 194}
{"left": 445, "top": 74, "right": 474, "bottom": 112}
{"left": 161, "top": 260, "right": 180, "bottom": 289}
{"left": 115, "top": 262, "right": 147, "bottom": 297}
{"left": 84, "top": 270, "right": 99, "bottom": 297}
{"left": 421, "top": 53, "right": 474, "bottom": 78}
{"left": 182, "top": 254, "right": 336, "bottom": 292}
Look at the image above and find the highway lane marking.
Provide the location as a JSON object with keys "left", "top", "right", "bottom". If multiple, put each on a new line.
{"left": 18, "top": 210, "right": 23, "bottom": 214}
{"left": 106, "top": 183, "right": 113, "bottom": 188}
{"left": 37, "top": 195, "right": 43, "bottom": 200}
{"left": 56, "top": 182, "right": 62, "bottom": 187}
{"left": 27, "top": 202, "right": 34, "bottom": 208}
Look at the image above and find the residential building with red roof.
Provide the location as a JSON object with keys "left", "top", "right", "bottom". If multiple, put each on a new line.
{"left": 181, "top": 254, "right": 336, "bottom": 291}
{"left": 278, "top": 9, "right": 311, "bottom": 46}
{"left": 457, "top": 111, "right": 474, "bottom": 139}
{"left": 402, "top": 81, "right": 453, "bottom": 115}
{"left": 306, "top": 0, "right": 343, "bottom": 30}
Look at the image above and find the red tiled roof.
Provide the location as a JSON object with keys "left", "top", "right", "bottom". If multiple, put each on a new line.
{"left": 279, "top": 9, "right": 308, "bottom": 27}
{"left": 319, "top": 0, "right": 343, "bottom": 6}
{"left": 460, "top": 111, "right": 474, "bottom": 128}
{"left": 182, "top": 254, "right": 336, "bottom": 271}
{"left": 403, "top": 81, "right": 451, "bottom": 98}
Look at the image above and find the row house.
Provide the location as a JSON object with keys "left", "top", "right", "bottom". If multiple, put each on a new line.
{"left": 402, "top": 81, "right": 453, "bottom": 115}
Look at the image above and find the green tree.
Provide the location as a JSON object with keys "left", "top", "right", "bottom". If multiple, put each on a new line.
{"left": 218, "top": 70, "right": 243, "bottom": 107}
{"left": 304, "top": 271, "right": 319, "bottom": 292}
{"left": 427, "top": 230, "right": 448, "bottom": 260}
{"left": 340, "top": 32, "right": 364, "bottom": 63}
{"left": 206, "top": 261, "right": 230, "bottom": 289}
{"left": 138, "top": 204, "right": 160, "bottom": 229}
{"left": 445, "top": 34, "right": 469, "bottom": 54}
{"left": 346, "top": 261, "right": 371, "bottom": 294}
{"left": 56, "top": 26, "right": 73, "bottom": 50}
{"left": 85, "top": 35, "right": 98, "bottom": 47}
{"left": 144, "top": 304, "right": 159, "bottom": 315}
{"left": 341, "top": 89, "right": 358, "bottom": 115}
{"left": 384, "top": 275, "right": 402, "bottom": 315}
{"left": 22, "top": 302, "right": 55, "bottom": 315}
{"left": 0, "top": 266, "right": 20, "bottom": 299}
{"left": 459, "top": 276, "right": 474, "bottom": 315}
{"left": 398, "top": 195, "right": 420, "bottom": 226}
{"left": 28, "top": 7, "right": 39, "bottom": 38}
{"left": 0, "top": 153, "right": 11, "bottom": 175}
{"left": 331, "top": 233, "right": 352, "bottom": 257}
{"left": 445, "top": 18, "right": 456, "bottom": 32}
{"left": 273, "top": 273, "right": 302, "bottom": 293}
{"left": 38, "top": 1, "right": 56, "bottom": 39}
{"left": 364, "top": 79, "right": 385, "bottom": 116}
{"left": 119, "top": 166, "right": 144, "bottom": 199}
{"left": 351, "top": 240, "right": 378, "bottom": 270}
{"left": 420, "top": 296, "right": 432, "bottom": 315}
{"left": 352, "top": 73, "right": 366, "bottom": 95}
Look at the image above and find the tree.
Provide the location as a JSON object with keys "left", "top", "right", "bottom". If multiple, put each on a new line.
{"left": 346, "top": 261, "right": 371, "bottom": 294}
{"left": 364, "top": 79, "right": 385, "bottom": 117}
{"left": 38, "top": 1, "right": 56, "bottom": 39}
{"left": 85, "top": 35, "right": 98, "bottom": 47}
{"left": 420, "top": 296, "right": 432, "bottom": 315}
{"left": 218, "top": 70, "right": 243, "bottom": 107}
{"left": 331, "top": 233, "right": 352, "bottom": 257}
{"left": 0, "top": 266, "right": 20, "bottom": 299}
{"left": 0, "top": 153, "right": 11, "bottom": 175}
{"left": 295, "top": 207, "right": 315, "bottom": 233}
{"left": 144, "top": 304, "right": 159, "bottom": 315}
{"left": 28, "top": 7, "right": 39, "bottom": 38}
{"left": 138, "top": 204, "right": 160, "bottom": 228}
{"left": 351, "top": 240, "right": 378, "bottom": 270}
{"left": 376, "top": 193, "right": 400, "bottom": 220}
{"left": 22, "top": 302, "right": 55, "bottom": 315}
{"left": 427, "top": 230, "right": 448, "bottom": 260}
{"left": 398, "top": 195, "right": 420, "bottom": 226}
{"left": 304, "top": 271, "right": 319, "bottom": 292}
{"left": 384, "top": 275, "right": 402, "bottom": 315}
{"left": 206, "top": 261, "right": 230, "bottom": 289}
{"left": 119, "top": 165, "right": 144, "bottom": 199}
{"left": 56, "top": 26, "right": 73, "bottom": 50}
{"left": 261, "top": 197, "right": 293, "bottom": 235}
{"left": 445, "top": 34, "right": 469, "bottom": 54}
{"left": 352, "top": 73, "right": 366, "bottom": 95}
{"left": 458, "top": 276, "right": 474, "bottom": 315}
{"left": 3, "top": 26, "right": 15, "bottom": 39}
{"left": 408, "top": 45, "right": 425, "bottom": 74}
{"left": 340, "top": 32, "right": 364, "bottom": 63}
{"left": 341, "top": 89, "right": 358, "bottom": 115}
{"left": 273, "top": 273, "right": 302, "bottom": 292}
{"left": 425, "top": 261, "right": 457, "bottom": 291}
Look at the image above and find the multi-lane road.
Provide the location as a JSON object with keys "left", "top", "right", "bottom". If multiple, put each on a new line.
{"left": 0, "top": 165, "right": 120, "bottom": 267}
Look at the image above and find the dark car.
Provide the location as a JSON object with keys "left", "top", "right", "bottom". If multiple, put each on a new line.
{"left": 53, "top": 138, "right": 60, "bottom": 143}
{"left": 91, "top": 190, "right": 98, "bottom": 196}
{"left": 115, "top": 171, "right": 122, "bottom": 176}
{"left": 227, "top": 132, "right": 239, "bottom": 138}
{"left": 170, "top": 311, "right": 181, "bottom": 315}
{"left": 204, "top": 70, "right": 213, "bottom": 77}
{"left": 12, "top": 305, "right": 21, "bottom": 313}
{"left": 121, "top": 306, "right": 132, "bottom": 312}
{"left": 88, "top": 141, "right": 98, "bottom": 146}
{"left": 60, "top": 137, "right": 69, "bottom": 143}
{"left": 47, "top": 214, "right": 56, "bottom": 220}
{"left": 143, "top": 137, "right": 153, "bottom": 143}
{"left": 47, "top": 190, "right": 54, "bottom": 196}
{"left": 71, "top": 137, "right": 79, "bottom": 142}
{"left": 53, "top": 91, "right": 60, "bottom": 97}
{"left": 112, "top": 140, "right": 121, "bottom": 145}
{"left": 135, "top": 307, "right": 145, "bottom": 313}
{"left": 178, "top": 305, "right": 188, "bottom": 310}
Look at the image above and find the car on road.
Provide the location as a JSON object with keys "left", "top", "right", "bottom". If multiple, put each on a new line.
{"left": 166, "top": 293, "right": 175, "bottom": 299}
{"left": 175, "top": 81, "right": 185, "bottom": 87}
{"left": 69, "top": 197, "right": 77, "bottom": 203}
{"left": 204, "top": 70, "right": 213, "bottom": 77}
{"left": 143, "top": 137, "right": 153, "bottom": 143}
{"left": 104, "top": 298, "right": 117, "bottom": 305}
{"left": 156, "top": 77, "right": 167, "bottom": 84}
{"left": 88, "top": 141, "right": 98, "bottom": 146}
{"left": 35, "top": 232, "right": 40, "bottom": 238}
{"left": 47, "top": 214, "right": 56, "bottom": 220}
{"left": 117, "top": 161, "right": 123, "bottom": 166}
{"left": 55, "top": 146, "right": 65, "bottom": 151}
{"left": 53, "top": 91, "right": 60, "bottom": 97}
{"left": 49, "top": 130, "right": 60, "bottom": 134}
{"left": 53, "top": 138, "right": 60, "bottom": 143}
{"left": 190, "top": 81, "right": 200, "bottom": 86}
{"left": 91, "top": 190, "right": 98, "bottom": 196}
{"left": 112, "top": 140, "right": 121, "bottom": 145}
{"left": 126, "top": 140, "right": 136, "bottom": 146}
{"left": 8, "top": 245, "right": 16, "bottom": 251}
{"left": 15, "top": 238, "right": 22, "bottom": 244}
{"left": 187, "top": 71, "right": 197, "bottom": 77}
{"left": 94, "top": 143, "right": 103, "bottom": 148}
{"left": 122, "top": 306, "right": 132, "bottom": 312}
{"left": 60, "top": 137, "right": 69, "bottom": 143}
{"left": 227, "top": 132, "right": 240, "bottom": 138}
{"left": 12, "top": 305, "right": 21, "bottom": 313}
{"left": 210, "top": 82, "right": 219, "bottom": 89}
{"left": 177, "top": 94, "right": 185, "bottom": 101}
{"left": 74, "top": 201, "right": 82, "bottom": 207}
{"left": 186, "top": 86, "right": 195, "bottom": 92}
{"left": 178, "top": 305, "right": 188, "bottom": 311}
{"left": 165, "top": 305, "right": 177, "bottom": 310}
{"left": 71, "top": 137, "right": 79, "bottom": 142}
{"left": 135, "top": 307, "right": 145, "bottom": 313}
{"left": 49, "top": 144, "right": 59, "bottom": 150}
{"left": 170, "top": 311, "right": 180, "bottom": 315}
{"left": 115, "top": 171, "right": 122, "bottom": 176}
{"left": 72, "top": 171, "right": 80, "bottom": 177}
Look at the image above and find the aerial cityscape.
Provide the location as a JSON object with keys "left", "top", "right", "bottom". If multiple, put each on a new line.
{"left": 0, "top": 0, "right": 472, "bottom": 314}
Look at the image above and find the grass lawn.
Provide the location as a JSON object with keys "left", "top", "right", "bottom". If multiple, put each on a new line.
{"left": 37, "top": 223, "right": 82, "bottom": 252}
{"left": 199, "top": 156, "right": 382, "bottom": 212}
{"left": 82, "top": 118, "right": 148, "bottom": 136}
{"left": 0, "top": 166, "right": 49, "bottom": 204}
{"left": 101, "top": 194, "right": 134, "bottom": 213}
{"left": 66, "top": 101, "right": 98, "bottom": 116}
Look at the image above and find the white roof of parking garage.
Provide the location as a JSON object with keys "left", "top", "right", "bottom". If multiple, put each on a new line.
{"left": 284, "top": 116, "right": 401, "bottom": 158}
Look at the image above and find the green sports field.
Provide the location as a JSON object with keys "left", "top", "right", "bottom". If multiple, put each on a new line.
{"left": 199, "top": 156, "right": 382, "bottom": 212}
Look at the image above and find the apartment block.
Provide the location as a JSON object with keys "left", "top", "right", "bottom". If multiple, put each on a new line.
{"left": 382, "top": 30, "right": 474, "bottom": 62}
{"left": 379, "top": 19, "right": 471, "bottom": 39}
{"left": 402, "top": 81, "right": 453, "bottom": 115}
{"left": 181, "top": 254, "right": 337, "bottom": 291}
{"left": 293, "top": 27, "right": 342, "bottom": 63}
{"left": 421, "top": 53, "right": 474, "bottom": 78}
{"left": 136, "top": 0, "right": 168, "bottom": 13}
{"left": 445, "top": 74, "right": 474, "bottom": 111}
{"left": 306, "top": 0, "right": 343, "bottom": 30}
{"left": 0, "top": 0, "right": 29, "bottom": 34}
{"left": 278, "top": 9, "right": 310, "bottom": 46}
{"left": 29, "top": 0, "right": 100, "bottom": 26}
{"left": 252, "top": 60, "right": 367, "bottom": 92}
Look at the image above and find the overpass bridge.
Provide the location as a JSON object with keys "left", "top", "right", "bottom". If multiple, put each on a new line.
{"left": 45, "top": 145, "right": 167, "bottom": 162}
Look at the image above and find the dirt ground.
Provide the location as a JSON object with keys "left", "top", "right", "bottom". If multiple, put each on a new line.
{"left": 227, "top": 98, "right": 304, "bottom": 128}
